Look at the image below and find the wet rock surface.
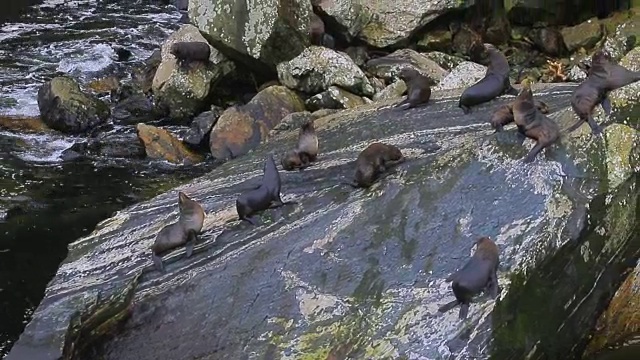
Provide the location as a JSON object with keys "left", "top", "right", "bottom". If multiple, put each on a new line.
{"left": 136, "top": 123, "right": 204, "bottom": 165}
{"left": 37, "top": 76, "right": 110, "bottom": 134}
{"left": 7, "top": 83, "right": 639, "bottom": 360}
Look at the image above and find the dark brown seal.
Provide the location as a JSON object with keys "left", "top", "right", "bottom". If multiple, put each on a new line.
{"left": 438, "top": 236, "right": 500, "bottom": 319}
{"left": 490, "top": 99, "right": 549, "bottom": 132}
{"left": 459, "top": 43, "right": 518, "bottom": 114}
{"left": 237, "top": 154, "right": 296, "bottom": 224}
{"left": 170, "top": 41, "right": 210, "bottom": 64}
{"left": 281, "top": 120, "right": 319, "bottom": 171}
{"left": 310, "top": 13, "right": 335, "bottom": 49}
{"left": 512, "top": 80, "right": 560, "bottom": 163}
{"left": 569, "top": 49, "right": 640, "bottom": 135}
{"left": 150, "top": 191, "right": 205, "bottom": 272}
{"left": 344, "top": 142, "right": 405, "bottom": 188}
{"left": 394, "top": 67, "right": 432, "bottom": 110}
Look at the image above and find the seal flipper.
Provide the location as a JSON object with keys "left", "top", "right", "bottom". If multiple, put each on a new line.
{"left": 505, "top": 86, "right": 519, "bottom": 96}
{"left": 523, "top": 142, "right": 545, "bottom": 163}
{"left": 240, "top": 216, "right": 257, "bottom": 225}
{"left": 486, "top": 271, "right": 499, "bottom": 299}
{"left": 459, "top": 103, "right": 471, "bottom": 114}
{"left": 586, "top": 115, "right": 604, "bottom": 135}
{"left": 458, "top": 303, "right": 470, "bottom": 319}
{"left": 437, "top": 299, "right": 459, "bottom": 313}
{"left": 152, "top": 253, "right": 164, "bottom": 272}
{"left": 600, "top": 96, "right": 612, "bottom": 116}
{"left": 185, "top": 229, "right": 197, "bottom": 258}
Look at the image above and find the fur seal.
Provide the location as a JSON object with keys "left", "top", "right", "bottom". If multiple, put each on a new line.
{"left": 310, "top": 13, "right": 335, "bottom": 49}
{"left": 150, "top": 191, "right": 205, "bottom": 272}
{"left": 512, "top": 79, "right": 560, "bottom": 163}
{"left": 490, "top": 99, "right": 549, "bottom": 132}
{"left": 345, "top": 142, "right": 405, "bottom": 188}
{"left": 569, "top": 49, "right": 640, "bottom": 135}
{"left": 438, "top": 236, "right": 500, "bottom": 319}
{"left": 170, "top": 41, "right": 210, "bottom": 64}
{"left": 236, "top": 154, "right": 296, "bottom": 224}
{"left": 281, "top": 120, "right": 319, "bottom": 171}
{"left": 394, "top": 67, "right": 432, "bottom": 110}
{"left": 459, "top": 43, "right": 518, "bottom": 114}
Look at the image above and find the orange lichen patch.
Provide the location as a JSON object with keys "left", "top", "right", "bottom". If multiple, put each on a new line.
{"left": 87, "top": 76, "right": 120, "bottom": 94}
{"left": 136, "top": 123, "right": 204, "bottom": 165}
{"left": 0, "top": 115, "right": 51, "bottom": 133}
{"left": 584, "top": 264, "right": 640, "bottom": 357}
{"left": 544, "top": 60, "right": 567, "bottom": 82}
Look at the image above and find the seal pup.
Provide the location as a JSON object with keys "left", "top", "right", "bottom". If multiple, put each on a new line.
{"left": 512, "top": 79, "right": 560, "bottom": 163}
{"left": 394, "top": 67, "right": 432, "bottom": 111}
{"left": 569, "top": 49, "right": 640, "bottom": 135}
{"left": 344, "top": 142, "right": 405, "bottom": 188}
{"left": 170, "top": 41, "right": 210, "bottom": 66}
{"left": 490, "top": 99, "right": 549, "bottom": 132}
{"left": 459, "top": 43, "right": 518, "bottom": 114}
{"left": 150, "top": 191, "right": 205, "bottom": 272}
{"left": 237, "top": 154, "right": 296, "bottom": 225}
{"left": 438, "top": 237, "right": 500, "bottom": 319}
{"left": 281, "top": 120, "right": 319, "bottom": 171}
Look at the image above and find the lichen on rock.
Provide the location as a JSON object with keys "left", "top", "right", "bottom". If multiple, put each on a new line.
{"left": 152, "top": 24, "right": 234, "bottom": 119}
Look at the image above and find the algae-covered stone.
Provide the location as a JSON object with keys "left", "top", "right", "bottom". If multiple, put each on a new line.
{"left": 584, "top": 261, "right": 640, "bottom": 358}
{"left": 37, "top": 76, "right": 110, "bottom": 134}
{"left": 277, "top": 46, "right": 375, "bottom": 97}
{"left": 609, "top": 46, "right": 640, "bottom": 109}
{"left": 305, "top": 86, "right": 365, "bottom": 111}
{"left": 136, "top": 123, "right": 205, "bottom": 165}
{"left": 209, "top": 85, "right": 305, "bottom": 160}
{"left": 561, "top": 18, "right": 604, "bottom": 52}
{"left": 189, "top": 0, "right": 311, "bottom": 69}
{"left": 152, "top": 24, "right": 234, "bottom": 120}
{"left": 373, "top": 80, "right": 407, "bottom": 102}
{"left": 365, "top": 48, "right": 447, "bottom": 84}
{"left": 416, "top": 29, "right": 452, "bottom": 52}
{"left": 315, "top": 0, "right": 471, "bottom": 48}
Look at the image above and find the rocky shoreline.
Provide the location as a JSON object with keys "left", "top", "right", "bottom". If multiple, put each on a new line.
{"left": 2, "top": 0, "right": 640, "bottom": 359}
{"left": 3, "top": 1, "right": 636, "bottom": 170}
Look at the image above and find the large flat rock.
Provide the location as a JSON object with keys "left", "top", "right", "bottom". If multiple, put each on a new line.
{"left": 7, "top": 83, "right": 640, "bottom": 360}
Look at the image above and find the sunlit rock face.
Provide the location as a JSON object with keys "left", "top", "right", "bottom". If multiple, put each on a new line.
{"left": 6, "top": 83, "right": 639, "bottom": 360}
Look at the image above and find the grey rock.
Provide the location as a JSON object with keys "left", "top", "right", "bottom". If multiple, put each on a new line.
{"left": 305, "top": 86, "right": 366, "bottom": 111}
{"left": 37, "top": 76, "right": 110, "bottom": 134}
{"left": 189, "top": 0, "right": 311, "bottom": 69}
{"left": 365, "top": 48, "right": 447, "bottom": 84}
{"left": 183, "top": 106, "right": 224, "bottom": 148}
{"left": 152, "top": 24, "right": 235, "bottom": 120}
{"left": 8, "top": 83, "right": 639, "bottom": 360}
{"left": 315, "top": 0, "right": 471, "bottom": 48}
{"left": 277, "top": 46, "right": 375, "bottom": 97}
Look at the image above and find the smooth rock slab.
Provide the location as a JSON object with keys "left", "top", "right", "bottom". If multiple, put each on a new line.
{"left": 7, "top": 83, "right": 639, "bottom": 360}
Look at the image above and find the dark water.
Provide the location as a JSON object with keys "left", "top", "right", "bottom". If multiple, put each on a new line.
{"left": 0, "top": 0, "right": 208, "bottom": 356}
